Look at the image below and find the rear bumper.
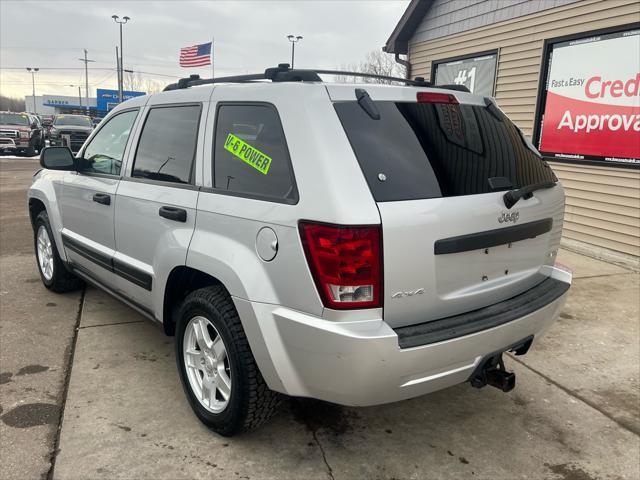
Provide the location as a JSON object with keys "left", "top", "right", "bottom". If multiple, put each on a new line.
{"left": 235, "top": 267, "right": 571, "bottom": 406}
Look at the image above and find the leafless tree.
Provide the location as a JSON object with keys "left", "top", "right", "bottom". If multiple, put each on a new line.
{"left": 0, "top": 95, "right": 26, "bottom": 112}
{"left": 142, "top": 78, "right": 164, "bottom": 94}
{"left": 122, "top": 71, "right": 143, "bottom": 92}
{"left": 334, "top": 50, "right": 405, "bottom": 84}
{"left": 122, "top": 72, "right": 165, "bottom": 94}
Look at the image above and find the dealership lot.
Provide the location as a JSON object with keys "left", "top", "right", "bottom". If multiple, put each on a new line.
{"left": 1, "top": 157, "right": 639, "bottom": 479}
{"left": 0, "top": 157, "right": 82, "bottom": 480}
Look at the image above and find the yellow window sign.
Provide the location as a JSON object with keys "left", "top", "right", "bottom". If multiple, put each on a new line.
{"left": 223, "top": 133, "right": 272, "bottom": 175}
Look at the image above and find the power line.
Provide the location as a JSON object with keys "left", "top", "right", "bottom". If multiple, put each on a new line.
{"left": 91, "top": 70, "right": 118, "bottom": 85}
{"left": 0, "top": 66, "right": 178, "bottom": 78}
{"left": 0, "top": 67, "right": 114, "bottom": 71}
{"left": 133, "top": 70, "right": 177, "bottom": 78}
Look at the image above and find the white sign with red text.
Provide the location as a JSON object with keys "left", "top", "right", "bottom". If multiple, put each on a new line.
{"left": 539, "top": 29, "right": 640, "bottom": 164}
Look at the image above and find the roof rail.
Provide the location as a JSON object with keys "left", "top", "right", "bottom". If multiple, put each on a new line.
{"left": 163, "top": 64, "right": 432, "bottom": 91}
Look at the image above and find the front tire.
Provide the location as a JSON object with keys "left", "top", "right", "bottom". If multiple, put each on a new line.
{"left": 34, "top": 211, "right": 84, "bottom": 293}
{"left": 175, "top": 286, "right": 280, "bottom": 436}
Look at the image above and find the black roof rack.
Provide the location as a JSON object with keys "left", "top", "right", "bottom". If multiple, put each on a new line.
{"left": 163, "top": 63, "right": 432, "bottom": 91}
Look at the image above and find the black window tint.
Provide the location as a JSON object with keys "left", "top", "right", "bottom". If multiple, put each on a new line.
{"left": 214, "top": 104, "right": 296, "bottom": 202}
{"left": 334, "top": 102, "right": 442, "bottom": 201}
{"left": 80, "top": 109, "right": 138, "bottom": 175}
{"left": 335, "top": 101, "right": 557, "bottom": 201}
{"left": 132, "top": 105, "right": 200, "bottom": 184}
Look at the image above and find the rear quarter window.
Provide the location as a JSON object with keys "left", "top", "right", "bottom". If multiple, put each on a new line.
{"left": 335, "top": 99, "right": 556, "bottom": 201}
{"left": 213, "top": 104, "right": 297, "bottom": 203}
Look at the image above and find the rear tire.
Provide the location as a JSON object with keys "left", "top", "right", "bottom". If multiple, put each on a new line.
{"left": 34, "top": 211, "right": 84, "bottom": 293}
{"left": 175, "top": 285, "right": 280, "bottom": 436}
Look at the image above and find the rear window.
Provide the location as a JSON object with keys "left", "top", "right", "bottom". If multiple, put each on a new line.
{"left": 334, "top": 100, "right": 557, "bottom": 201}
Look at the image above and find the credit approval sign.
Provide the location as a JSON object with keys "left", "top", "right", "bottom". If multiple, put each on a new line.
{"left": 538, "top": 28, "right": 640, "bottom": 166}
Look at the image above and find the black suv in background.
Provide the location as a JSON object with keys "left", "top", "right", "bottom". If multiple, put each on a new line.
{"left": 48, "top": 114, "right": 93, "bottom": 153}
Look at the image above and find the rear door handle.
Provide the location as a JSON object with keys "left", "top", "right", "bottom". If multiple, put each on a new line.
{"left": 92, "top": 193, "right": 111, "bottom": 205}
{"left": 159, "top": 206, "right": 187, "bottom": 223}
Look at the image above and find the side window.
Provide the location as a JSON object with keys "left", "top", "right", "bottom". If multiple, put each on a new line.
{"left": 81, "top": 110, "right": 138, "bottom": 175}
{"left": 214, "top": 104, "right": 297, "bottom": 202}
{"left": 132, "top": 105, "right": 200, "bottom": 184}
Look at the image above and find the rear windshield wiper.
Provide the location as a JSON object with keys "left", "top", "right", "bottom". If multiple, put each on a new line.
{"left": 355, "top": 88, "right": 380, "bottom": 120}
{"left": 503, "top": 181, "right": 556, "bottom": 209}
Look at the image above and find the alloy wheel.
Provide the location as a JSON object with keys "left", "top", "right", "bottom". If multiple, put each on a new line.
{"left": 36, "top": 226, "right": 54, "bottom": 281}
{"left": 183, "top": 316, "right": 232, "bottom": 413}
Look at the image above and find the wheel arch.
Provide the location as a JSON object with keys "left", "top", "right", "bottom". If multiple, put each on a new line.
{"left": 28, "top": 179, "right": 68, "bottom": 262}
{"left": 28, "top": 197, "right": 47, "bottom": 228}
{"left": 161, "top": 265, "right": 225, "bottom": 336}
{"left": 160, "top": 264, "right": 286, "bottom": 395}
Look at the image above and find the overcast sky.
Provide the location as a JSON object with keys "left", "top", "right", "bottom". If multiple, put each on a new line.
{"left": 0, "top": 0, "right": 409, "bottom": 99}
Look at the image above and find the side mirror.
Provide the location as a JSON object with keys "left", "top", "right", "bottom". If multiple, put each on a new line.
{"left": 40, "top": 147, "right": 76, "bottom": 171}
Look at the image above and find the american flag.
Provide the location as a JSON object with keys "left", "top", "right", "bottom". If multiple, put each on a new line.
{"left": 179, "top": 42, "right": 212, "bottom": 67}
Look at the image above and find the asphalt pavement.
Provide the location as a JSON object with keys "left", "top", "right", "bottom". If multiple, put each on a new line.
{"left": 0, "top": 156, "right": 83, "bottom": 480}
{"left": 0, "top": 155, "right": 638, "bottom": 480}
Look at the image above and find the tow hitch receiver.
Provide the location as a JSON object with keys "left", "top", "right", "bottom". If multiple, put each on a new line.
{"left": 470, "top": 354, "right": 516, "bottom": 392}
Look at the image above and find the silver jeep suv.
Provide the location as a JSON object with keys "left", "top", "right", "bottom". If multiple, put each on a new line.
{"left": 28, "top": 65, "right": 571, "bottom": 436}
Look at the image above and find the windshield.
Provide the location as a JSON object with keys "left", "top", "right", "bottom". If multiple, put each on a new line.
{"left": 0, "top": 113, "right": 30, "bottom": 126}
{"left": 54, "top": 115, "right": 92, "bottom": 127}
{"left": 335, "top": 100, "right": 557, "bottom": 201}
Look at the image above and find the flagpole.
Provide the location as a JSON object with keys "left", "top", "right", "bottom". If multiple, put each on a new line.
{"left": 211, "top": 37, "right": 215, "bottom": 79}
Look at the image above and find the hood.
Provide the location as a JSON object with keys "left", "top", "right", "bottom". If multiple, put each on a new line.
{"left": 53, "top": 125, "right": 93, "bottom": 132}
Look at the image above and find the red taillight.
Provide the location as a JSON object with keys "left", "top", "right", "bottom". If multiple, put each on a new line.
{"left": 299, "top": 221, "right": 383, "bottom": 310}
{"left": 417, "top": 91, "right": 459, "bottom": 104}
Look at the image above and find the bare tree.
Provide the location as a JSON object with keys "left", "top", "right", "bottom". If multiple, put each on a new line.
{"left": 334, "top": 50, "right": 405, "bottom": 84}
{"left": 0, "top": 95, "right": 26, "bottom": 112}
{"left": 142, "top": 78, "right": 164, "bottom": 95}
{"left": 121, "top": 72, "right": 165, "bottom": 94}
{"left": 122, "top": 71, "right": 143, "bottom": 92}
{"left": 359, "top": 50, "right": 405, "bottom": 83}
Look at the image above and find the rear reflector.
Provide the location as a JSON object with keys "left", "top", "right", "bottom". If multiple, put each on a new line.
{"left": 417, "top": 91, "right": 459, "bottom": 104}
{"left": 299, "top": 221, "right": 382, "bottom": 310}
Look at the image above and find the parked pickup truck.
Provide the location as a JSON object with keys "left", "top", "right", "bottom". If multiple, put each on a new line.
{"left": 0, "top": 111, "right": 45, "bottom": 156}
{"left": 48, "top": 114, "right": 93, "bottom": 153}
{"left": 28, "top": 65, "right": 571, "bottom": 436}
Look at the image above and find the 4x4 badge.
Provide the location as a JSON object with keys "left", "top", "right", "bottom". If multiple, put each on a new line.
{"left": 498, "top": 211, "right": 519, "bottom": 224}
{"left": 391, "top": 288, "right": 425, "bottom": 299}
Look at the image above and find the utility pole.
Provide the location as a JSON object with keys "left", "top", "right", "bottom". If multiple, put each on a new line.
{"left": 26, "top": 67, "right": 39, "bottom": 113}
{"left": 69, "top": 85, "right": 82, "bottom": 108}
{"left": 78, "top": 49, "right": 95, "bottom": 114}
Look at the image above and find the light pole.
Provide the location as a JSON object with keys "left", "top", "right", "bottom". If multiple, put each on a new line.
{"left": 26, "top": 67, "right": 39, "bottom": 113}
{"left": 112, "top": 15, "right": 130, "bottom": 103}
{"left": 286, "top": 35, "right": 303, "bottom": 69}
